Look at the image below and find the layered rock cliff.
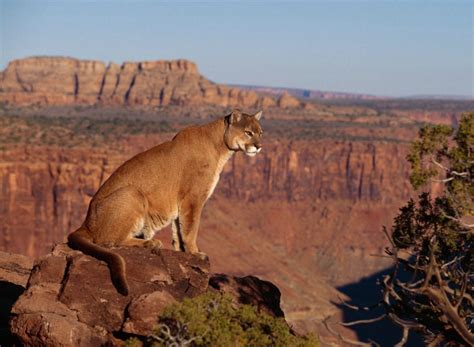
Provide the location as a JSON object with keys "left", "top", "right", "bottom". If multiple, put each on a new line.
{"left": 0, "top": 134, "right": 413, "bottom": 337}
{"left": 0, "top": 137, "right": 411, "bottom": 278}
{"left": 0, "top": 57, "right": 301, "bottom": 108}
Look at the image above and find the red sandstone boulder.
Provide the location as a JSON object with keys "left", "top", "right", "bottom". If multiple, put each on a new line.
{"left": 9, "top": 244, "right": 209, "bottom": 345}
{"left": 7, "top": 244, "right": 287, "bottom": 346}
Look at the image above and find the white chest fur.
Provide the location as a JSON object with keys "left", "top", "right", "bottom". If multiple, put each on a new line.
{"left": 207, "top": 151, "right": 233, "bottom": 199}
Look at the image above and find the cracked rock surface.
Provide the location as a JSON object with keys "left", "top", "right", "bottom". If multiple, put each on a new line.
{"left": 8, "top": 244, "right": 285, "bottom": 346}
{"left": 10, "top": 244, "right": 210, "bottom": 346}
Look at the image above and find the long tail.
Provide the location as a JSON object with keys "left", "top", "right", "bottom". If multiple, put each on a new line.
{"left": 67, "top": 227, "right": 129, "bottom": 296}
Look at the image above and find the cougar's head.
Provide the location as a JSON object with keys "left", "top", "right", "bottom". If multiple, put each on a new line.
{"left": 224, "top": 109, "right": 263, "bottom": 157}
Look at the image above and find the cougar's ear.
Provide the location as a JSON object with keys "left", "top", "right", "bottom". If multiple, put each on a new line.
{"left": 229, "top": 109, "right": 242, "bottom": 124}
{"left": 254, "top": 110, "right": 262, "bottom": 120}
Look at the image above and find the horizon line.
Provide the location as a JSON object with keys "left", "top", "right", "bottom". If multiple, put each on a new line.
{"left": 1, "top": 55, "right": 472, "bottom": 101}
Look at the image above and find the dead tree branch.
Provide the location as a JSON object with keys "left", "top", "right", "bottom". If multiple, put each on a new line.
{"left": 323, "top": 317, "right": 374, "bottom": 346}
{"left": 340, "top": 315, "right": 386, "bottom": 327}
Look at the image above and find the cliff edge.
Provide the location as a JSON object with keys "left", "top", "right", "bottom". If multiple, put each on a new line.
{"left": 2, "top": 245, "right": 289, "bottom": 346}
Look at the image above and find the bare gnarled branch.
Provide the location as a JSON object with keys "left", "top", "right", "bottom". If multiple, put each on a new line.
{"left": 340, "top": 314, "right": 386, "bottom": 327}
{"left": 394, "top": 327, "right": 409, "bottom": 347}
{"left": 323, "top": 317, "right": 373, "bottom": 346}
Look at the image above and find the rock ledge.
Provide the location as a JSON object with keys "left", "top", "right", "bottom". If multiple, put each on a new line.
{"left": 7, "top": 244, "right": 285, "bottom": 346}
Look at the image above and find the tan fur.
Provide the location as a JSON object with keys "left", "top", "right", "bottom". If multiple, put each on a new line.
{"left": 68, "top": 109, "right": 263, "bottom": 295}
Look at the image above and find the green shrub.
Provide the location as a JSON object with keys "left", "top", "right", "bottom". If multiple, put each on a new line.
{"left": 134, "top": 291, "right": 318, "bottom": 347}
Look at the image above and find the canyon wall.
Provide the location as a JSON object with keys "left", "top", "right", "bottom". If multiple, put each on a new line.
{"left": 0, "top": 57, "right": 301, "bottom": 109}
{"left": 0, "top": 137, "right": 412, "bottom": 284}
{"left": 0, "top": 56, "right": 466, "bottom": 341}
{"left": 0, "top": 56, "right": 424, "bottom": 288}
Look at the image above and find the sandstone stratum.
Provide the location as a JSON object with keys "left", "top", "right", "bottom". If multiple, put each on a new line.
{"left": 0, "top": 56, "right": 302, "bottom": 108}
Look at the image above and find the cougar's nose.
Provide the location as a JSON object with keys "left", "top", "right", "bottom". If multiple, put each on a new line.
{"left": 255, "top": 143, "right": 262, "bottom": 152}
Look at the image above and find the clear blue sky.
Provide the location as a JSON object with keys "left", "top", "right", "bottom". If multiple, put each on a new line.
{"left": 0, "top": 0, "right": 472, "bottom": 97}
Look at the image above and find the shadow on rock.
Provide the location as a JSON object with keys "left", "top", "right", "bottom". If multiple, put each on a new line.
{"left": 210, "top": 274, "right": 285, "bottom": 318}
{"left": 336, "top": 266, "right": 424, "bottom": 346}
{"left": 0, "top": 251, "right": 34, "bottom": 347}
{"left": 0, "top": 281, "right": 25, "bottom": 346}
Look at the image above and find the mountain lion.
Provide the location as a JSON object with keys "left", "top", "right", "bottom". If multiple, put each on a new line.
{"left": 68, "top": 109, "right": 263, "bottom": 295}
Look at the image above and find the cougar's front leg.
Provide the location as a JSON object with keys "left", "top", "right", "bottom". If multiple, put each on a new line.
{"left": 178, "top": 199, "right": 207, "bottom": 260}
{"left": 172, "top": 219, "right": 184, "bottom": 252}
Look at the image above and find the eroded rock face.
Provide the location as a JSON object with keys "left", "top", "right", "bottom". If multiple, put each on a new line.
{"left": 0, "top": 57, "right": 301, "bottom": 109}
{"left": 0, "top": 251, "right": 33, "bottom": 287}
{"left": 0, "top": 136, "right": 413, "bottom": 338}
{"left": 9, "top": 244, "right": 287, "bottom": 346}
{"left": 0, "top": 139, "right": 412, "bottom": 259}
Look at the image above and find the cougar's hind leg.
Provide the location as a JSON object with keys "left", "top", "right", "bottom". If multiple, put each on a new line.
{"left": 91, "top": 186, "right": 156, "bottom": 246}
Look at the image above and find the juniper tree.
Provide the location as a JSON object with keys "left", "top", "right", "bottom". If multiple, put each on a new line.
{"left": 339, "top": 113, "right": 473, "bottom": 346}
{"left": 384, "top": 112, "right": 473, "bottom": 345}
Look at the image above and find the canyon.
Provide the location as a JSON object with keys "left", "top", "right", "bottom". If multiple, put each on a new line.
{"left": 0, "top": 132, "right": 410, "bottom": 339}
{"left": 1, "top": 56, "right": 471, "bottom": 343}
{"left": 0, "top": 136, "right": 412, "bottom": 280}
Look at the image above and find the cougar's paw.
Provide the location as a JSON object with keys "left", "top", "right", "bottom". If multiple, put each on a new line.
{"left": 152, "top": 246, "right": 163, "bottom": 255}
{"left": 195, "top": 251, "right": 209, "bottom": 262}
{"left": 144, "top": 239, "right": 162, "bottom": 250}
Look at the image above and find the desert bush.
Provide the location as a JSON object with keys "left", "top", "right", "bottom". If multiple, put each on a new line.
{"left": 128, "top": 291, "right": 318, "bottom": 347}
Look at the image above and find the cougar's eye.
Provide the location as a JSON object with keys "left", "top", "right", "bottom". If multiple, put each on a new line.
{"left": 245, "top": 130, "right": 253, "bottom": 137}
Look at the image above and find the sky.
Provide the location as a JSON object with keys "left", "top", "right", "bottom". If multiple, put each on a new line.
{"left": 0, "top": 0, "right": 472, "bottom": 97}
